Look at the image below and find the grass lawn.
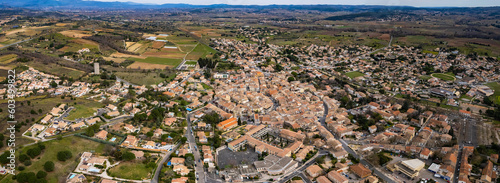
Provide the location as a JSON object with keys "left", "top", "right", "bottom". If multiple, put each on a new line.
{"left": 0, "top": 136, "right": 106, "bottom": 183}
{"left": 65, "top": 99, "right": 104, "bottom": 120}
{"left": 185, "top": 61, "right": 197, "bottom": 65}
{"left": 201, "top": 83, "right": 213, "bottom": 90}
{"left": 419, "top": 75, "right": 432, "bottom": 80}
{"left": 431, "top": 73, "right": 455, "bottom": 81}
{"left": 486, "top": 82, "right": 500, "bottom": 105}
{"left": 129, "top": 57, "right": 182, "bottom": 67}
{"left": 345, "top": 71, "right": 365, "bottom": 79}
{"left": 108, "top": 161, "right": 154, "bottom": 180}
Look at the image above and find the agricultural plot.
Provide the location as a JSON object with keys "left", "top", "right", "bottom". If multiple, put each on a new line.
{"left": 128, "top": 57, "right": 182, "bottom": 67}
{"left": 59, "top": 30, "right": 93, "bottom": 38}
{"left": 58, "top": 39, "right": 99, "bottom": 52}
{"left": 485, "top": 82, "right": 500, "bottom": 105}
{"left": 185, "top": 43, "right": 217, "bottom": 60}
{"left": 0, "top": 54, "right": 17, "bottom": 64}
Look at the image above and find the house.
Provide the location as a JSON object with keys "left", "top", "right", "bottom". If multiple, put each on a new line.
{"left": 154, "top": 129, "right": 163, "bottom": 138}
{"left": 50, "top": 107, "right": 62, "bottom": 116}
{"left": 172, "top": 177, "right": 189, "bottom": 183}
{"left": 173, "top": 165, "right": 190, "bottom": 175}
{"left": 94, "top": 130, "right": 108, "bottom": 140}
{"left": 328, "top": 170, "right": 348, "bottom": 183}
{"left": 106, "top": 104, "right": 117, "bottom": 111}
{"left": 369, "top": 125, "right": 377, "bottom": 134}
{"left": 86, "top": 117, "right": 101, "bottom": 125}
{"left": 306, "top": 165, "right": 323, "bottom": 178}
{"left": 67, "top": 173, "right": 86, "bottom": 183}
{"left": 131, "top": 150, "right": 144, "bottom": 159}
{"left": 122, "top": 135, "right": 138, "bottom": 147}
{"left": 164, "top": 118, "right": 177, "bottom": 126}
{"left": 171, "top": 157, "right": 185, "bottom": 165}
{"left": 124, "top": 124, "right": 137, "bottom": 133}
{"left": 420, "top": 148, "right": 432, "bottom": 160}
{"left": 107, "top": 111, "right": 120, "bottom": 117}
{"left": 317, "top": 176, "right": 332, "bottom": 183}
{"left": 350, "top": 164, "right": 372, "bottom": 179}
{"left": 41, "top": 114, "right": 52, "bottom": 124}
{"left": 70, "top": 122, "right": 87, "bottom": 130}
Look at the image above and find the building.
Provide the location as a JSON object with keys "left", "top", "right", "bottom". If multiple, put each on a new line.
{"left": 317, "top": 176, "right": 332, "bottom": 183}
{"left": 94, "top": 62, "right": 100, "bottom": 75}
{"left": 350, "top": 164, "right": 372, "bottom": 179}
{"left": 328, "top": 170, "right": 348, "bottom": 183}
{"left": 94, "top": 130, "right": 108, "bottom": 140}
{"left": 217, "top": 117, "right": 238, "bottom": 131}
{"left": 394, "top": 159, "right": 425, "bottom": 179}
{"left": 254, "top": 155, "right": 298, "bottom": 175}
{"left": 306, "top": 165, "right": 323, "bottom": 178}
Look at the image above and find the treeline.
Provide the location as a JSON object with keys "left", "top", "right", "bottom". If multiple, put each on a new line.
{"left": 83, "top": 34, "right": 139, "bottom": 55}
{"left": 197, "top": 58, "right": 218, "bottom": 69}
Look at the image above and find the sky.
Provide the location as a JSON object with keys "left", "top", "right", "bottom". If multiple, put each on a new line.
{"left": 95, "top": 0, "right": 500, "bottom": 7}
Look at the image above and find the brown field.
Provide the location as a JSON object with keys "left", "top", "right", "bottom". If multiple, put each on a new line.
{"left": 103, "top": 57, "right": 126, "bottom": 63}
{"left": 58, "top": 46, "right": 70, "bottom": 52}
{"left": 125, "top": 42, "right": 136, "bottom": 48}
{"left": 142, "top": 51, "right": 185, "bottom": 59}
{"left": 127, "top": 62, "right": 173, "bottom": 69}
{"left": 142, "top": 33, "right": 156, "bottom": 38}
{"left": 152, "top": 41, "right": 165, "bottom": 49}
{"left": 59, "top": 30, "right": 92, "bottom": 38}
{"left": 110, "top": 52, "right": 146, "bottom": 59}
{"left": 4, "top": 27, "right": 47, "bottom": 36}
{"left": 0, "top": 65, "right": 14, "bottom": 70}
{"left": 72, "top": 38, "right": 99, "bottom": 46}
{"left": 127, "top": 43, "right": 143, "bottom": 52}
{"left": 378, "top": 34, "right": 391, "bottom": 41}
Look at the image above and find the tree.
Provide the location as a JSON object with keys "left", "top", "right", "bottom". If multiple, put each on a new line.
{"left": 43, "top": 161, "right": 54, "bottom": 172}
{"left": 288, "top": 77, "right": 295, "bottom": 82}
{"left": 122, "top": 151, "right": 136, "bottom": 161}
{"left": 57, "top": 150, "right": 72, "bottom": 161}
{"left": 146, "top": 131, "right": 154, "bottom": 138}
{"left": 27, "top": 147, "right": 42, "bottom": 158}
{"left": 36, "top": 171, "right": 47, "bottom": 179}
{"left": 0, "top": 152, "right": 11, "bottom": 164}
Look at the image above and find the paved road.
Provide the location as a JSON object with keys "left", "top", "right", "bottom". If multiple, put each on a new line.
{"left": 278, "top": 150, "right": 328, "bottom": 183}
{"left": 0, "top": 38, "right": 33, "bottom": 50}
{"left": 186, "top": 109, "right": 206, "bottom": 183}
{"left": 151, "top": 143, "right": 180, "bottom": 183}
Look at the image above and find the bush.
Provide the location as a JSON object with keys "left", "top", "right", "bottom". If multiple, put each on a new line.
{"left": 57, "top": 150, "right": 73, "bottom": 161}
{"left": 19, "top": 154, "right": 30, "bottom": 162}
{"left": 23, "top": 160, "right": 32, "bottom": 166}
{"left": 26, "top": 147, "right": 42, "bottom": 158}
{"left": 43, "top": 161, "right": 54, "bottom": 172}
{"left": 122, "top": 151, "right": 136, "bottom": 161}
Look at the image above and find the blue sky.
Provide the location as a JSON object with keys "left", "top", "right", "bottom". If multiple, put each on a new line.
{"left": 96, "top": 0, "right": 500, "bottom": 7}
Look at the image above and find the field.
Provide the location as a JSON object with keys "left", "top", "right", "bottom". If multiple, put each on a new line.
{"left": 0, "top": 136, "right": 106, "bottom": 183}
{"left": 59, "top": 30, "right": 93, "bottom": 38}
{"left": 108, "top": 161, "right": 154, "bottom": 180}
{"left": 0, "top": 54, "right": 17, "bottom": 64}
{"left": 114, "top": 71, "right": 175, "bottom": 85}
{"left": 19, "top": 61, "right": 85, "bottom": 79}
{"left": 65, "top": 99, "right": 104, "bottom": 120}
{"left": 345, "top": 71, "right": 365, "bottom": 79}
{"left": 129, "top": 57, "right": 182, "bottom": 67}
{"left": 58, "top": 39, "right": 99, "bottom": 52}
{"left": 185, "top": 43, "right": 216, "bottom": 60}
{"left": 431, "top": 73, "right": 455, "bottom": 81}
{"left": 485, "top": 82, "right": 500, "bottom": 105}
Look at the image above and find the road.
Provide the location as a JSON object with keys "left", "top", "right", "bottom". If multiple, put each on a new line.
{"left": 186, "top": 109, "right": 206, "bottom": 183}
{"left": 319, "top": 99, "right": 396, "bottom": 183}
{"left": 277, "top": 150, "right": 328, "bottom": 183}
{"left": 151, "top": 143, "right": 180, "bottom": 183}
{"left": 0, "top": 38, "right": 33, "bottom": 50}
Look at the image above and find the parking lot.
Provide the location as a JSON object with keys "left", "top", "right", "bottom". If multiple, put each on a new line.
{"left": 217, "top": 147, "right": 259, "bottom": 169}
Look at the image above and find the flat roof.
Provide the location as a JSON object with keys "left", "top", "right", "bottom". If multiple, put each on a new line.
{"left": 401, "top": 159, "right": 425, "bottom": 171}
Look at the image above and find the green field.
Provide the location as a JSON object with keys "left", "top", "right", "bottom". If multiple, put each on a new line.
{"left": 108, "top": 161, "right": 154, "bottom": 180}
{"left": 0, "top": 136, "right": 106, "bottom": 183}
{"left": 19, "top": 61, "right": 85, "bottom": 79}
{"left": 345, "top": 71, "right": 365, "bottom": 79}
{"left": 114, "top": 71, "right": 175, "bottom": 86}
{"left": 0, "top": 54, "right": 17, "bottom": 64}
{"left": 65, "top": 100, "right": 104, "bottom": 120}
{"left": 431, "top": 73, "right": 455, "bottom": 81}
{"left": 185, "top": 43, "right": 217, "bottom": 60}
{"left": 419, "top": 75, "right": 432, "bottom": 80}
{"left": 486, "top": 82, "right": 500, "bottom": 105}
{"left": 185, "top": 61, "right": 197, "bottom": 65}
{"left": 129, "top": 57, "right": 182, "bottom": 67}
{"left": 201, "top": 83, "right": 213, "bottom": 90}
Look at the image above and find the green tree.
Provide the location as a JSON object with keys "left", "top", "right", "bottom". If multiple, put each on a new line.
{"left": 122, "top": 151, "right": 136, "bottom": 161}
{"left": 57, "top": 150, "right": 72, "bottom": 161}
{"left": 43, "top": 161, "right": 54, "bottom": 172}
{"left": 36, "top": 171, "right": 47, "bottom": 179}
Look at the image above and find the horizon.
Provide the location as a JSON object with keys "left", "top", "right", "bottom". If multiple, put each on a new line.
{"left": 93, "top": 0, "right": 500, "bottom": 7}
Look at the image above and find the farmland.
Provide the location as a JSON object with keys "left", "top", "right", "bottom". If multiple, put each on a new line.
{"left": 485, "top": 82, "right": 500, "bottom": 105}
